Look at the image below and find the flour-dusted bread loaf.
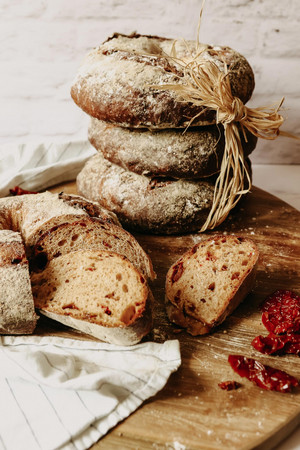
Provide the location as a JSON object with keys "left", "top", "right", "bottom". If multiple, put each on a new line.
{"left": 0, "top": 230, "right": 38, "bottom": 334}
{"left": 71, "top": 33, "right": 255, "bottom": 128}
{"left": 31, "top": 250, "right": 152, "bottom": 345}
{"left": 88, "top": 119, "right": 257, "bottom": 178}
{"left": 33, "top": 216, "right": 155, "bottom": 280}
{"left": 77, "top": 152, "right": 215, "bottom": 235}
{"left": 0, "top": 191, "right": 155, "bottom": 280}
{"left": 0, "top": 191, "right": 120, "bottom": 249}
{"left": 166, "top": 235, "right": 259, "bottom": 335}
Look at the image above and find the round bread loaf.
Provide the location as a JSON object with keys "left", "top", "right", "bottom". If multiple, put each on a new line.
{"left": 89, "top": 118, "right": 257, "bottom": 178}
{"left": 77, "top": 153, "right": 218, "bottom": 235}
{"left": 71, "top": 33, "right": 255, "bottom": 128}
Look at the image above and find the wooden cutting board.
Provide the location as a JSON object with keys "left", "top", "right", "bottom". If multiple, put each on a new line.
{"left": 40, "top": 182, "right": 299, "bottom": 450}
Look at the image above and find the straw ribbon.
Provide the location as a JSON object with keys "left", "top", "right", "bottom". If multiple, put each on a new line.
{"left": 218, "top": 97, "right": 248, "bottom": 124}
{"left": 150, "top": 47, "right": 290, "bottom": 231}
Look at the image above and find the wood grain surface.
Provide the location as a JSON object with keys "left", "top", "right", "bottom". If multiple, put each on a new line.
{"left": 41, "top": 182, "right": 300, "bottom": 450}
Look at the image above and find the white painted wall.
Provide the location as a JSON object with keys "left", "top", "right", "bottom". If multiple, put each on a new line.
{"left": 1, "top": 0, "right": 299, "bottom": 163}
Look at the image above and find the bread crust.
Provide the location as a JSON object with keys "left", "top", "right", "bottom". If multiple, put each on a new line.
{"left": 89, "top": 119, "right": 257, "bottom": 179}
{"left": 165, "top": 235, "right": 259, "bottom": 335}
{"left": 77, "top": 153, "right": 216, "bottom": 235}
{"left": 0, "top": 230, "right": 38, "bottom": 334}
{"left": 71, "top": 33, "right": 255, "bottom": 128}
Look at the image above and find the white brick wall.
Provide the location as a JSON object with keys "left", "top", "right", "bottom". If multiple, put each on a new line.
{"left": 1, "top": 0, "right": 299, "bottom": 163}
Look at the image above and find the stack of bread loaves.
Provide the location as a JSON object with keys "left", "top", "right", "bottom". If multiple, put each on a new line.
{"left": 71, "top": 33, "right": 257, "bottom": 234}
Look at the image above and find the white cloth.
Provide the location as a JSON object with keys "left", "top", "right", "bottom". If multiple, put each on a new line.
{"left": 0, "top": 140, "right": 96, "bottom": 197}
{"left": 0, "top": 336, "right": 181, "bottom": 450}
{"left": 0, "top": 141, "right": 182, "bottom": 449}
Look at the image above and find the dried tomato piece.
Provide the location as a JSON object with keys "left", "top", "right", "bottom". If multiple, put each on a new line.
{"left": 252, "top": 333, "right": 300, "bottom": 356}
{"left": 218, "top": 380, "right": 241, "bottom": 391}
{"left": 260, "top": 290, "right": 300, "bottom": 334}
{"left": 228, "top": 355, "right": 299, "bottom": 393}
{"left": 10, "top": 186, "right": 38, "bottom": 195}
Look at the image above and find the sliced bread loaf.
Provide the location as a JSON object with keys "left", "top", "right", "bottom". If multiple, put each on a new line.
{"left": 0, "top": 191, "right": 155, "bottom": 280}
{"left": 165, "top": 235, "right": 259, "bottom": 335}
{"left": 0, "top": 191, "right": 120, "bottom": 249}
{"left": 31, "top": 250, "right": 152, "bottom": 345}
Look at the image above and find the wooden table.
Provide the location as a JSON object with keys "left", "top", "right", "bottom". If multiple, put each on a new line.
{"left": 44, "top": 183, "right": 300, "bottom": 450}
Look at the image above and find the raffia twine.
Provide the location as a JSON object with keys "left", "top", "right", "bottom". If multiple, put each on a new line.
{"left": 150, "top": 43, "right": 297, "bottom": 232}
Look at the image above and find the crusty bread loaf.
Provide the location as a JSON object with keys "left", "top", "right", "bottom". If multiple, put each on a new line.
{"left": 77, "top": 152, "right": 252, "bottom": 235}
{"left": 88, "top": 119, "right": 257, "bottom": 179}
{"left": 0, "top": 230, "right": 38, "bottom": 334}
{"left": 33, "top": 216, "right": 155, "bottom": 280}
{"left": 0, "top": 191, "right": 120, "bottom": 249}
{"left": 0, "top": 191, "right": 154, "bottom": 280}
{"left": 165, "top": 235, "right": 259, "bottom": 335}
{"left": 31, "top": 250, "right": 152, "bottom": 345}
{"left": 71, "top": 33, "right": 255, "bottom": 128}
{"left": 77, "top": 153, "right": 215, "bottom": 234}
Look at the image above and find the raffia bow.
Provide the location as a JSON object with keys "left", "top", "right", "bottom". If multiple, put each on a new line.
{"left": 151, "top": 45, "right": 289, "bottom": 232}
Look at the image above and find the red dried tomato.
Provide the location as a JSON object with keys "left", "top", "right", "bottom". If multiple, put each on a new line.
{"left": 218, "top": 380, "right": 241, "bottom": 391}
{"left": 260, "top": 290, "right": 300, "bottom": 334}
{"left": 10, "top": 186, "right": 38, "bottom": 195}
{"left": 252, "top": 333, "right": 300, "bottom": 356}
{"left": 228, "top": 355, "right": 299, "bottom": 393}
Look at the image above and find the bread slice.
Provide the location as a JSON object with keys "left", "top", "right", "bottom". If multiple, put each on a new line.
{"left": 32, "top": 216, "right": 155, "bottom": 280}
{"left": 165, "top": 235, "right": 259, "bottom": 335}
{"left": 0, "top": 230, "right": 38, "bottom": 334}
{"left": 31, "top": 250, "right": 152, "bottom": 345}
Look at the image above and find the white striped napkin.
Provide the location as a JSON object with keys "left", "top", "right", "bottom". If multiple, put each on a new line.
{"left": 0, "top": 140, "right": 95, "bottom": 197}
{"left": 0, "top": 336, "right": 181, "bottom": 450}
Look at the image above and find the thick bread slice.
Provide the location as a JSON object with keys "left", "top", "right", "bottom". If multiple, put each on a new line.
{"left": 0, "top": 230, "right": 38, "bottom": 334}
{"left": 89, "top": 119, "right": 257, "bottom": 179}
{"left": 71, "top": 33, "right": 255, "bottom": 128}
{"left": 33, "top": 217, "right": 155, "bottom": 280}
{"left": 31, "top": 250, "right": 153, "bottom": 345}
{"left": 165, "top": 235, "right": 259, "bottom": 335}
